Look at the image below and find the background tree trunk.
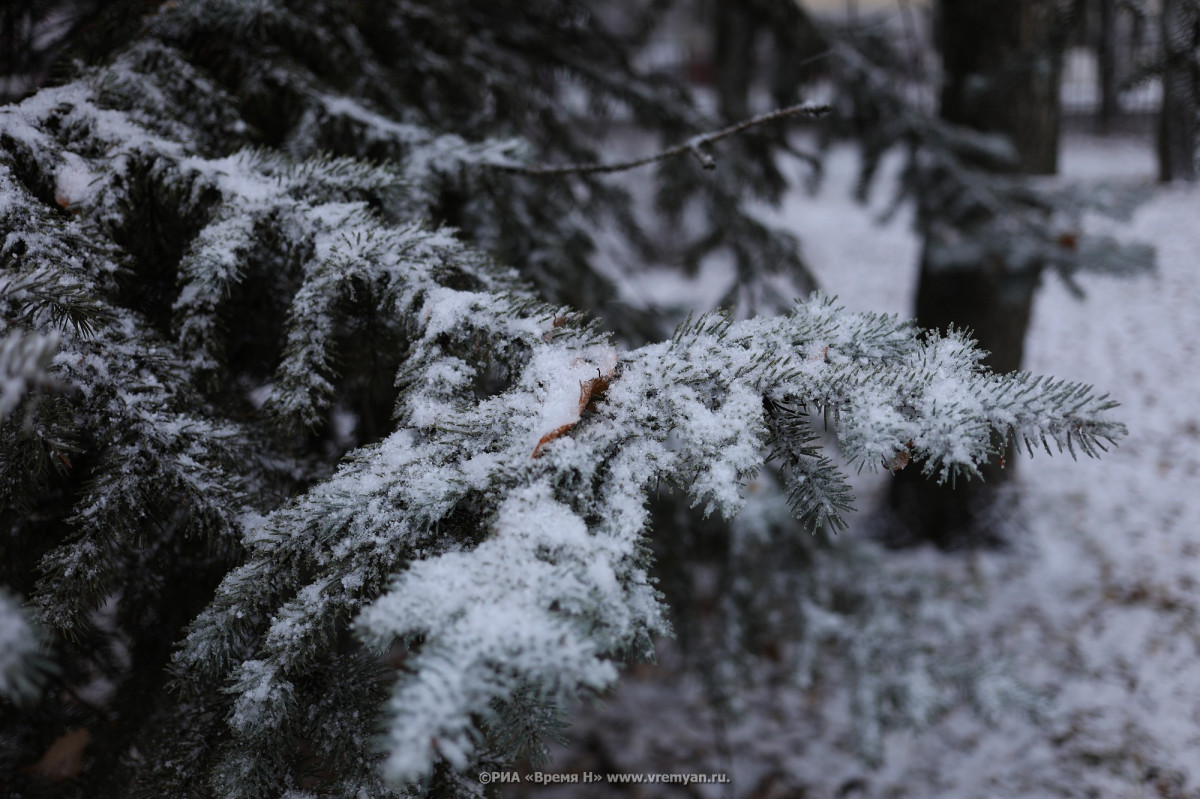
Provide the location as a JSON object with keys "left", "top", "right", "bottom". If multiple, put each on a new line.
{"left": 1098, "top": 0, "right": 1120, "bottom": 129}
{"left": 1157, "top": 0, "right": 1199, "bottom": 182}
{"left": 937, "top": 0, "right": 1063, "bottom": 175}
{"left": 713, "top": 0, "right": 757, "bottom": 121}
{"left": 887, "top": 0, "right": 1065, "bottom": 549}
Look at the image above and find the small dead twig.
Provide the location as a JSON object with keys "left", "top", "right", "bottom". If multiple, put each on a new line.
{"left": 494, "top": 102, "right": 831, "bottom": 178}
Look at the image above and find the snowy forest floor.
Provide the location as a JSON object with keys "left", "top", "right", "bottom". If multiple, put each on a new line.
{"left": 504, "top": 133, "right": 1200, "bottom": 799}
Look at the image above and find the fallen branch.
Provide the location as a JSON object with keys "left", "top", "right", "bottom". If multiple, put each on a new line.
{"left": 495, "top": 102, "right": 832, "bottom": 177}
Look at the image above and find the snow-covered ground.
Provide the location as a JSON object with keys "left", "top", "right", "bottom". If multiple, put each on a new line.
{"left": 506, "top": 133, "right": 1200, "bottom": 798}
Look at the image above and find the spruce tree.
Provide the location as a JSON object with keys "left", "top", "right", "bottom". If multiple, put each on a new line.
{"left": 1, "top": 1, "right": 1128, "bottom": 796}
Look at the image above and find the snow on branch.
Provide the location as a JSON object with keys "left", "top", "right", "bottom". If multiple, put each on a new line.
{"left": 324, "top": 297, "right": 1122, "bottom": 785}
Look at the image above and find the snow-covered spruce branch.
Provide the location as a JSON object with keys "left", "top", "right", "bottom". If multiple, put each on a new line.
{"left": 493, "top": 102, "right": 831, "bottom": 176}
{"left": 1, "top": 148, "right": 255, "bottom": 635}
{"left": 185, "top": 283, "right": 1122, "bottom": 786}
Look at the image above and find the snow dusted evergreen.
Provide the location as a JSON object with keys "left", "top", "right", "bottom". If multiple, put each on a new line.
{"left": 827, "top": 30, "right": 1156, "bottom": 294}
{"left": 1, "top": 0, "right": 1127, "bottom": 796}
{"left": 0, "top": 330, "right": 58, "bottom": 706}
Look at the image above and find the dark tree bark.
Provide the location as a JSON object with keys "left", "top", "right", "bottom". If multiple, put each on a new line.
{"left": 937, "top": 0, "right": 1064, "bottom": 175}
{"left": 887, "top": 0, "right": 1065, "bottom": 549}
{"left": 1157, "top": 0, "right": 1200, "bottom": 182}
{"left": 713, "top": 0, "right": 758, "bottom": 122}
{"left": 1098, "top": 0, "right": 1120, "bottom": 129}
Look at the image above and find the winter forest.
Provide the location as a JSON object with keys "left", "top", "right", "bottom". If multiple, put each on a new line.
{"left": 2, "top": 0, "right": 1198, "bottom": 796}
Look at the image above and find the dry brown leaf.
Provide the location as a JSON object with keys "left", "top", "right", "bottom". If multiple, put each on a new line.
{"left": 532, "top": 423, "right": 576, "bottom": 458}
{"left": 530, "top": 363, "right": 615, "bottom": 458}
{"left": 885, "top": 440, "right": 915, "bottom": 472}
{"left": 21, "top": 727, "right": 90, "bottom": 781}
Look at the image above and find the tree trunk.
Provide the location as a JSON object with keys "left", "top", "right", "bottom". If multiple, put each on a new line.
{"left": 1157, "top": 0, "right": 1199, "bottom": 182}
{"left": 1099, "top": 0, "right": 1120, "bottom": 129}
{"left": 886, "top": 0, "right": 1064, "bottom": 549}
{"left": 937, "top": 0, "right": 1063, "bottom": 175}
{"left": 713, "top": 0, "right": 757, "bottom": 122}
{"left": 886, "top": 257, "right": 1042, "bottom": 549}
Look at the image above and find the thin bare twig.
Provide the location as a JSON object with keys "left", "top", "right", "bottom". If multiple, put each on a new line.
{"left": 494, "top": 102, "right": 832, "bottom": 177}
